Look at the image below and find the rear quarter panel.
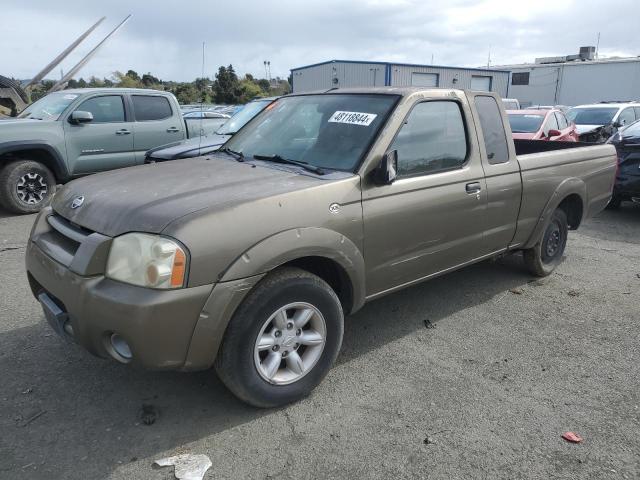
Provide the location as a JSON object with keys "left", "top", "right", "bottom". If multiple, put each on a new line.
{"left": 511, "top": 144, "right": 616, "bottom": 247}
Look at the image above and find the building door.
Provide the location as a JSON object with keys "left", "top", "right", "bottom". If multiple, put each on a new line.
{"left": 411, "top": 72, "right": 439, "bottom": 87}
{"left": 471, "top": 75, "right": 492, "bottom": 91}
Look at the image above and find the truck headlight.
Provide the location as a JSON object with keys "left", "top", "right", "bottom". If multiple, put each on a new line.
{"left": 106, "top": 233, "right": 187, "bottom": 289}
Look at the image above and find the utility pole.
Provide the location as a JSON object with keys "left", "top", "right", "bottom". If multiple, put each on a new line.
{"left": 595, "top": 32, "right": 601, "bottom": 60}
{"left": 264, "top": 61, "right": 269, "bottom": 79}
{"left": 431, "top": 53, "right": 434, "bottom": 64}
{"left": 487, "top": 45, "right": 491, "bottom": 69}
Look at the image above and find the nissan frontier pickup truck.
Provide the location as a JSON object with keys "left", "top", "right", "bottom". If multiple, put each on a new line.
{"left": 25, "top": 88, "right": 617, "bottom": 407}
{"left": 0, "top": 88, "right": 187, "bottom": 214}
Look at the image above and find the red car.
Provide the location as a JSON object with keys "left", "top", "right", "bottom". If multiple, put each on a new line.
{"left": 507, "top": 109, "right": 579, "bottom": 142}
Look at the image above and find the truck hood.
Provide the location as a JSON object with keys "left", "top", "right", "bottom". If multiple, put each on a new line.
{"left": 52, "top": 156, "right": 339, "bottom": 237}
{"left": 145, "top": 133, "right": 230, "bottom": 161}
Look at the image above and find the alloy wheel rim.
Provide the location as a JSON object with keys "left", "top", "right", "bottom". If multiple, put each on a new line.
{"left": 16, "top": 172, "right": 48, "bottom": 204}
{"left": 254, "top": 302, "right": 327, "bottom": 385}
{"left": 543, "top": 221, "right": 563, "bottom": 261}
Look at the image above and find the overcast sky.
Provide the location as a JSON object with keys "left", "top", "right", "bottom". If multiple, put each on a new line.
{"left": 3, "top": 0, "right": 639, "bottom": 82}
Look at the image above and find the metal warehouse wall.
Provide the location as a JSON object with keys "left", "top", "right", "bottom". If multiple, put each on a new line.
{"left": 292, "top": 61, "right": 386, "bottom": 92}
{"left": 291, "top": 61, "right": 509, "bottom": 96}
{"left": 506, "top": 59, "right": 640, "bottom": 107}
{"left": 389, "top": 64, "right": 509, "bottom": 96}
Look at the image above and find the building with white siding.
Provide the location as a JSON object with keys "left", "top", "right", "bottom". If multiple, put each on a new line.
{"left": 290, "top": 60, "right": 510, "bottom": 97}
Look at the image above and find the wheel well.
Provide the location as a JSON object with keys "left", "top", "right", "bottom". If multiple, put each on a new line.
{"left": 558, "top": 194, "right": 583, "bottom": 230}
{"left": 283, "top": 256, "right": 354, "bottom": 314}
{"left": 0, "top": 149, "right": 63, "bottom": 181}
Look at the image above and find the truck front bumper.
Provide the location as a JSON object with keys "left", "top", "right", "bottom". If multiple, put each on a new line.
{"left": 26, "top": 240, "right": 214, "bottom": 369}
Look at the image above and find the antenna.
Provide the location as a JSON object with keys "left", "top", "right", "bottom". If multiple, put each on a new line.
{"left": 49, "top": 15, "right": 132, "bottom": 92}
{"left": 24, "top": 16, "right": 106, "bottom": 89}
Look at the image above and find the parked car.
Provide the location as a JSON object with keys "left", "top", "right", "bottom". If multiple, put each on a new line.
{"left": 501, "top": 98, "right": 520, "bottom": 110}
{"left": 507, "top": 109, "right": 578, "bottom": 142}
{"left": 26, "top": 88, "right": 616, "bottom": 407}
{"left": 0, "top": 88, "right": 188, "bottom": 213}
{"left": 566, "top": 102, "right": 640, "bottom": 143}
{"left": 183, "top": 110, "right": 230, "bottom": 138}
{"left": 606, "top": 119, "right": 640, "bottom": 208}
{"left": 145, "top": 97, "right": 277, "bottom": 162}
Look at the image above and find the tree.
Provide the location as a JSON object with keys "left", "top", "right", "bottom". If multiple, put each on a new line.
{"left": 126, "top": 69, "right": 140, "bottom": 81}
{"left": 213, "top": 65, "right": 242, "bottom": 104}
{"left": 141, "top": 73, "right": 161, "bottom": 87}
{"left": 173, "top": 83, "right": 199, "bottom": 104}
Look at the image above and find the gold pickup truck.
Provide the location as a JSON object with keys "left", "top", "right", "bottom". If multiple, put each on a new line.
{"left": 25, "top": 88, "right": 617, "bottom": 407}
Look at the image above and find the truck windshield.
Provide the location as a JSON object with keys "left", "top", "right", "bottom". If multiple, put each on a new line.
{"left": 223, "top": 94, "right": 398, "bottom": 171}
{"left": 566, "top": 107, "right": 617, "bottom": 125}
{"left": 508, "top": 113, "right": 544, "bottom": 133}
{"left": 215, "top": 99, "right": 272, "bottom": 135}
{"left": 18, "top": 92, "right": 79, "bottom": 120}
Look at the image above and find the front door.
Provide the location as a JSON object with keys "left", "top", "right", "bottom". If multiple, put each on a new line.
{"left": 362, "top": 99, "right": 488, "bottom": 297}
{"left": 64, "top": 94, "right": 135, "bottom": 174}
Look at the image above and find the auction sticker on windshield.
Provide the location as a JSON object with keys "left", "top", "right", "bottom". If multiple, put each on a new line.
{"left": 329, "top": 111, "right": 377, "bottom": 126}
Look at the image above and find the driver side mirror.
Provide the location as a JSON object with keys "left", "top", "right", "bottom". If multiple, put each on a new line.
{"left": 69, "top": 111, "right": 93, "bottom": 125}
{"left": 547, "top": 129, "right": 561, "bottom": 138}
{"left": 373, "top": 150, "right": 398, "bottom": 185}
{"left": 612, "top": 121, "right": 623, "bottom": 128}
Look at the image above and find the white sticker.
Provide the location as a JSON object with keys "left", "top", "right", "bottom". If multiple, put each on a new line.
{"left": 63, "top": 94, "right": 78, "bottom": 100}
{"left": 328, "top": 111, "right": 377, "bottom": 126}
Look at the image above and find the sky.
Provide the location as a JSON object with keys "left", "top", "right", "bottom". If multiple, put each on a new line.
{"left": 3, "top": 0, "right": 639, "bottom": 82}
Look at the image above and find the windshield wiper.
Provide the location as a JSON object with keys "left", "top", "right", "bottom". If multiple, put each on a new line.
{"left": 253, "top": 154, "right": 325, "bottom": 175}
{"left": 217, "top": 147, "right": 244, "bottom": 162}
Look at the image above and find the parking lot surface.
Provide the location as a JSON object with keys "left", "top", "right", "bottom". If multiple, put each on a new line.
{"left": 1, "top": 205, "right": 639, "bottom": 480}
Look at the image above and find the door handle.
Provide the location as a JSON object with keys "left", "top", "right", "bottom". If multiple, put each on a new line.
{"left": 466, "top": 182, "right": 482, "bottom": 194}
{"left": 115, "top": 129, "right": 131, "bottom": 135}
{"left": 166, "top": 127, "right": 180, "bottom": 133}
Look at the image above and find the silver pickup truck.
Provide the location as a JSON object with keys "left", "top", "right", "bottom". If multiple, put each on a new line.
{"left": 25, "top": 88, "right": 616, "bottom": 407}
{"left": 0, "top": 88, "right": 186, "bottom": 213}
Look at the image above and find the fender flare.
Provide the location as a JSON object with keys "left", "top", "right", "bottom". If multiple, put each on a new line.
{"left": 522, "top": 177, "right": 586, "bottom": 249}
{"left": 0, "top": 141, "right": 69, "bottom": 181}
{"left": 220, "top": 227, "right": 366, "bottom": 312}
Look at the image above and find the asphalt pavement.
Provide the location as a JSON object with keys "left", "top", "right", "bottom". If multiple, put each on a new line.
{"left": 1, "top": 204, "right": 639, "bottom": 480}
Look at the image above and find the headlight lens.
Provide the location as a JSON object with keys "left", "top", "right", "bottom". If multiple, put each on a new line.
{"left": 106, "top": 233, "right": 187, "bottom": 289}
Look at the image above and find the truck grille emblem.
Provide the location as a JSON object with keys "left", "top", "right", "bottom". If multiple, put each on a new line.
{"left": 70, "top": 196, "right": 85, "bottom": 209}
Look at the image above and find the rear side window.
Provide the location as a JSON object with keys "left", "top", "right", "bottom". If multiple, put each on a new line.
{"left": 132, "top": 95, "right": 172, "bottom": 121}
{"left": 391, "top": 101, "right": 468, "bottom": 177}
{"left": 545, "top": 113, "right": 559, "bottom": 132}
{"left": 76, "top": 95, "right": 125, "bottom": 123}
{"left": 555, "top": 112, "right": 568, "bottom": 129}
{"left": 474, "top": 96, "right": 509, "bottom": 164}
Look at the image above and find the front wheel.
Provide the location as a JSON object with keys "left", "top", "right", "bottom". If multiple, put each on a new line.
{"left": 215, "top": 267, "right": 344, "bottom": 408}
{"left": 0, "top": 160, "right": 56, "bottom": 214}
{"left": 523, "top": 208, "right": 568, "bottom": 277}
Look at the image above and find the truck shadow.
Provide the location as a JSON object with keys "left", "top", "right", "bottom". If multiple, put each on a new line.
{"left": 0, "top": 253, "right": 534, "bottom": 479}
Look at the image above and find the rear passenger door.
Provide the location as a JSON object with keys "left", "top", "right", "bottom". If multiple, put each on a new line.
{"left": 471, "top": 94, "right": 522, "bottom": 253}
{"left": 362, "top": 98, "right": 488, "bottom": 296}
{"left": 130, "top": 94, "right": 186, "bottom": 162}
{"left": 63, "top": 94, "right": 135, "bottom": 174}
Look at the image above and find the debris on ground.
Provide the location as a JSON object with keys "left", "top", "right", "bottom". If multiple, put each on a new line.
{"left": 140, "top": 404, "right": 158, "bottom": 425}
{"left": 562, "top": 432, "right": 583, "bottom": 443}
{"left": 567, "top": 290, "right": 580, "bottom": 297}
{"left": 423, "top": 319, "right": 436, "bottom": 329}
{"left": 509, "top": 288, "right": 524, "bottom": 295}
{"left": 423, "top": 436, "right": 436, "bottom": 445}
{"left": 154, "top": 454, "right": 212, "bottom": 480}
{"left": 21, "top": 409, "right": 46, "bottom": 427}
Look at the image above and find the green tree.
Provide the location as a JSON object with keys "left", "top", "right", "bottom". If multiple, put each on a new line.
{"left": 141, "top": 73, "right": 161, "bottom": 87}
{"left": 126, "top": 69, "right": 140, "bottom": 81}
{"left": 213, "top": 65, "right": 242, "bottom": 104}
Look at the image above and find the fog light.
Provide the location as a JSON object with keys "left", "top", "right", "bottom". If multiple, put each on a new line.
{"left": 110, "top": 333, "right": 132, "bottom": 361}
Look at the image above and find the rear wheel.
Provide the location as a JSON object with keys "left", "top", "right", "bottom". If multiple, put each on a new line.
{"left": 215, "top": 267, "right": 344, "bottom": 408}
{"left": 0, "top": 160, "right": 56, "bottom": 214}
{"left": 523, "top": 208, "right": 568, "bottom": 277}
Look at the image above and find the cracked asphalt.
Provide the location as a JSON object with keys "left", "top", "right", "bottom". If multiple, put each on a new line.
{"left": 1, "top": 204, "right": 639, "bottom": 479}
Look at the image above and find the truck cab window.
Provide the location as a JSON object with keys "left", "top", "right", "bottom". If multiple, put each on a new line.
{"left": 474, "top": 96, "right": 509, "bottom": 164}
{"left": 391, "top": 101, "right": 467, "bottom": 177}
{"left": 76, "top": 95, "right": 125, "bottom": 123}
{"left": 132, "top": 95, "right": 173, "bottom": 121}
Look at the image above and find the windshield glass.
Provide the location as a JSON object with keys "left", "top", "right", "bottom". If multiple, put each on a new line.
{"left": 566, "top": 107, "right": 617, "bottom": 125}
{"left": 216, "top": 99, "right": 272, "bottom": 135}
{"left": 223, "top": 94, "right": 398, "bottom": 171}
{"left": 508, "top": 113, "right": 545, "bottom": 133}
{"left": 18, "top": 92, "right": 79, "bottom": 120}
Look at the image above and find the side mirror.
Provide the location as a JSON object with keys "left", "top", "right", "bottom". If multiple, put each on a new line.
{"left": 547, "top": 129, "right": 561, "bottom": 138}
{"left": 612, "top": 121, "right": 623, "bottom": 128}
{"left": 69, "top": 111, "right": 93, "bottom": 124}
{"left": 374, "top": 150, "right": 398, "bottom": 185}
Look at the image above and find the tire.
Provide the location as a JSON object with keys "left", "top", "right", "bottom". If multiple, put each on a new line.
{"left": 523, "top": 208, "right": 568, "bottom": 277}
{"left": 605, "top": 195, "right": 622, "bottom": 210}
{"left": 0, "top": 160, "right": 56, "bottom": 214}
{"left": 215, "top": 267, "right": 344, "bottom": 408}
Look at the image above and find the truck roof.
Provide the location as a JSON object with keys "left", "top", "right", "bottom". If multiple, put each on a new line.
{"left": 289, "top": 87, "right": 479, "bottom": 97}
{"left": 58, "top": 88, "right": 170, "bottom": 95}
